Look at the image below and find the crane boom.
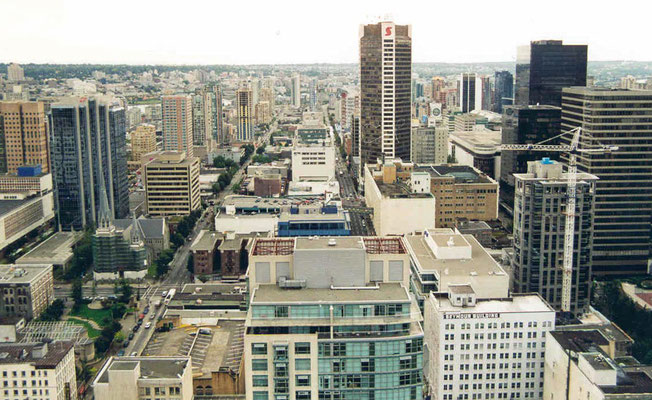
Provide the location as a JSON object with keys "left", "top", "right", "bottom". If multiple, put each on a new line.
{"left": 500, "top": 127, "right": 616, "bottom": 314}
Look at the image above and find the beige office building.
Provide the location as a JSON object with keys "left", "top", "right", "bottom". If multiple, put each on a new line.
{"left": 162, "top": 95, "right": 193, "bottom": 157}
{"left": 144, "top": 151, "right": 200, "bottom": 217}
{"left": 130, "top": 124, "right": 157, "bottom": 162}
{"left": 0, "top": 101, "right": 50, "bottom": 173}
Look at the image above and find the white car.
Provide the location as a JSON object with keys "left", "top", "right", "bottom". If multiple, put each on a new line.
{"left": 144, "top": 322, "right": 152, "bottom": 329}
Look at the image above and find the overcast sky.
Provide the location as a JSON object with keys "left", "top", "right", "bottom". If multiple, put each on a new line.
{"left": 1, "top": 0, "right": 649, "bottom": 65}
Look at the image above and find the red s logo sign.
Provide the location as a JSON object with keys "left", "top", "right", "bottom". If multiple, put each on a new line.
{"left": 385, "top": 27, "right": 392, "bottom": 36}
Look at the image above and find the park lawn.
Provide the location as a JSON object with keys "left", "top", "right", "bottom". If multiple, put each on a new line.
{"left": 69, "top": 304, "right": 112, "bottom": 327}
{"left": 67, "top": 317, "right": 100, "bottom": 338}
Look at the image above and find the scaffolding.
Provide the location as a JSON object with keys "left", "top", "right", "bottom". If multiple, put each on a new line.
{"left": 251, "top": 238, "right": 295, "bottom": 256}
{"left": 363, "top": 237, "right": 406, "bottom": 254}
{"left": 18, "top": 321, "right": 91, "bottom": 345}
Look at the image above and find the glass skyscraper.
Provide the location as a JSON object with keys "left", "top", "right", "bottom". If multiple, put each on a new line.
{"left": 514, "top": 40, "right": 587, "bottom": 108}
{"left": 50, "top": 96, "right": 129, "bottom": 230}
{"left": 493, "top": 70, "right": 513, "bottom": 114}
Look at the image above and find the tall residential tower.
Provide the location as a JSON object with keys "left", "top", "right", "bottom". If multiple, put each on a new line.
{"left": 162, "top": 95, "right": 194, "bottom": 157}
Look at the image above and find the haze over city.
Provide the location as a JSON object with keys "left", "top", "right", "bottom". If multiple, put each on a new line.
{"left": 3, "top": 0, "right": 652, "bottom": 64}
{"left": 1, "top": 2, "right": 652, "bottom": 400}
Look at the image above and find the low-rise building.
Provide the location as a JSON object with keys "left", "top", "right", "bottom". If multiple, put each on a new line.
{"left": 544, "top": 321, "right": 652, "bottom": 400}
{"left": 0, "top": 341, "right": 77, "bottom": 400}
{"left": 277, "top": 210, "right": 351, "bottom": 237}
{"left": 253, "top": 174, "right": 283, "bottom": 197}
{"left": 191, "top": 230, "right": 220, "bottom": 276}
{"left": 413, "top": 164, "right": 499, "bottom": 228}
{"left": 0, "top": 264, "right": 53, "bottom": 321}
{"left": 424, "top": 286, "right": 555, "bottom": 400}
{"left": 364, "top": 160, "right": 436, "bottom": 236}
{"left": 92, "top": 356, "right": 193, "bottom": 400}
{"left": 0, "top": 171, "right": 55, "bottom": 252}
{"left": 448, "top": 129, "right": 502, "bottom": 180}
{"left": 404, "top": 228, "right": 509, "bottom": 310}
{"left": 144, "top": 151, "right": 200, "bottom": 217}
{"left": 455, "top": 219, "right": 493, "bottom": 248}
{"left": 411, "top": 125, "right": 448, "bottom": 165}
{"left": 15, "top": 232, "right": 81, "bottom": 273}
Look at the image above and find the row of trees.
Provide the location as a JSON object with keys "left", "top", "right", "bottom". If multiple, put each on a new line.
{"left": 154, "top": 209, "right": 203, "bottom": 277}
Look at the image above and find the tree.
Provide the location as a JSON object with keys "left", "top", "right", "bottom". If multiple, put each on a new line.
{"left": 39, "top": 299, "right": 65, "bottom": 321}
{"left": 71, "top": 279, "right": 83, "bottom": 308}
{"left": 187, "top": 253, "right": 194, "bottom": 274}
{"left": 256, "top": 145, "right": 266, "bottom": 155}
{"left": 110, "top": 303, "right": 127, "bottom": 319}
{"left": 117, "top": 280, "right": 133, "bottom": 304}
{"left": 171, "top": 232, "right": 184, "bottom": 249}
{"left": 447, "top": 154, "right": 457, "bottom": 164}
{"left": 114, "top": 331, "right": 125, "bottom": 343}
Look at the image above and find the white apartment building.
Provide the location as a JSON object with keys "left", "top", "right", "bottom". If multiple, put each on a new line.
{"left": 92, "top": 356, "right": 193, "bottom": 400}
{"left": 0, "top": 341, "right": 77, "bottom": 400}
{"left": 424, "top": 285, "right": 555, "bottom": 400}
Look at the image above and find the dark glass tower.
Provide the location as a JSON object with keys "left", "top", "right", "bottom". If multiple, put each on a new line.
{"left": 359, "top": 21, "right": 412, "bottom": 166}
{"left": 458, "top": 73, "right": 477, "bottom": 113}
{"left": 561, "top": 87, "right": 652, "bottom": 276}
{"left": 494, "top": 71, "right": 513, "bottom": 113}
{"left": 50, "top": 96, "right": 129, "bottom": 230}
{"left": 514, "top": 40, "right": 587, "bottom": 107}
{"left": 500, "top": 105, "right": 561, "bottom": 205}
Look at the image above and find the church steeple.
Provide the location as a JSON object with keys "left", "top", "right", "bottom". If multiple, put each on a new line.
{"left": 129, "top": 214, "right": 143, "bottom": 245}
{"left": 97, "top": 172, "right": 113, "bottom": 230}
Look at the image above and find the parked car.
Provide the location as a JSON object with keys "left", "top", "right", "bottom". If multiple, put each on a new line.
{"left": 123, "top": 340, "right": 129, "bottom": 348}
{"left": 117, "top": 350, "right": 125, "bottom": 356}
{"left": 132, "top": 325, "right": 139, "bottom": 333}
{"left": 144, "top": 322, "right": 151, "bottom": 329}
{"left": 128, "top": 332, "right": 134, "bottom": 340}
{"left": 130, "top": 352, "right": 137, "bottom": 356}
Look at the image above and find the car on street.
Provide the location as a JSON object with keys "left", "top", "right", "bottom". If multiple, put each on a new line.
{"left": 130, "top": 352, "right": 137, "bottom": 356}
{"left": 132, "top": 325, "right": 139, "bottom": 333}
{"left": 128, "top": 332, "right": 134, "bottom": 340}
{"left": 117, "top": 350, "right": 125, "bottom": 356}
{"left": 123, "top": 340, "right": 129, "bottom": 348}
{"left": 144, "top": 322, "right": 151, "bottom": 329}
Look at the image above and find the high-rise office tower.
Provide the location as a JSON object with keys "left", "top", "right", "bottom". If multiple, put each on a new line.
{"left": 162, "top": 95, "right": 193, "bottom": 157}
{"left": 144, "top": 151, "right": 200, "bottom": 217}
{"left": 291, "top": 74, "right": 301, "bottom": 107}
{"left": 515, "top": 40, "right": 587, "bottom": 107}
{"left": 309, "top": 79, "right": 317, "bottom": 111}
{"left": 359, "top": 21, "right": 412, "bottom": 166}
{"left": 236, "top": 87, "right": 254, "bottom": 142}
{"left": 500, "top": 105, "right": 561, "bottom": 203}
{"left": 50, "top": 96, "right": 129, "bottom": 230}
{"left": 351, "top": 114, "right": 360, "bottom": 157}
{"left": 206, "top": 83, "right": 224, "bottom": 145}
{"left": 410, "top": 125, "right": 448, "bottom": 164}
{"left": 260, "top": 87, "right": 275, "bottom": 112}
{"left": 191, "top": 89, "right": 206, "bottom": 146}
{"left": 7, "top": 63, "right": 24, "bottom": 82}
{"left": 512, "top": 159, "right": 597, "bottom": 313}
{"left": 130, "top": 124, "right": 157, "bottom": 162}
{"left": 458, "top": 73, "right": 479, "bottom": 113}
{"left": 431, "top": 76, "right": 445, "bottom": 104}
{"left": 561, "top": 87, "right": 652, "bottom": 275}
{"left": 494, "top": 70, "right": 514, "bottom": 113}
{"left": 0, "top": 101, "right": 50, "bottom": 174}
{"left": 479, "top": 75, "right": 492, "bottom": 110}
{"left": 251, "top": 78, "right": 260, "bottom": 106}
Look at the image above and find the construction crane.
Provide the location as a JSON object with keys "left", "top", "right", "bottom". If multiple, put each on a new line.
{"left": 501, "top": 127, "right": 618, "bottom": 313}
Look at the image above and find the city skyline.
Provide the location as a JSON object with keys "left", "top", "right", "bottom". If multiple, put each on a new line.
{"left": 1, "top": 0, "right": 650, "bottom": 65}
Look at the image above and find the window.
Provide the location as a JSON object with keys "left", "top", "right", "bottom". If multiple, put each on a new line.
{"left": 252, "top": 343, "right": 268, "bottom": 355}
{"left": 252, "top": 359, "right": 268, "bottom": 371}
{"left": 253, "top": 391, "right": 269, "bottom": 400}
{"left": 253, "top": 375, "right": 268, "bottom": 387}
{"left": 295, "top": 343, "right": 311, "bottom": 355}
{"left": 296, "top": 391, "right": 311, "bottom": 400}
{"left": 295, "top": 359, "right": 311, "bottom": 371}
{"left": 296, "top": 375, "right": 311, "bottom": 386}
